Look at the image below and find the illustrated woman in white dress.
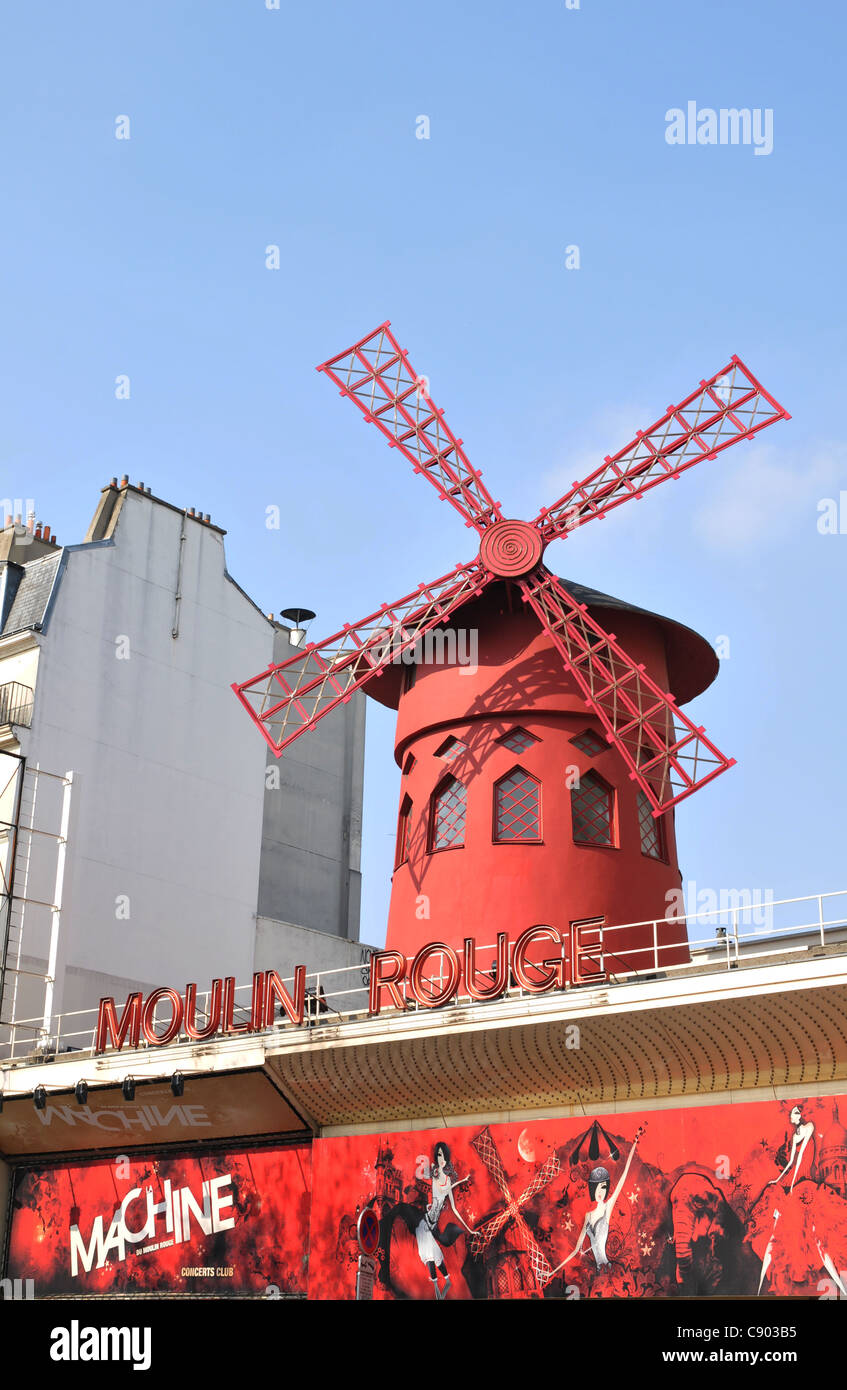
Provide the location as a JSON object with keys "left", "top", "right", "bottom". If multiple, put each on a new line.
{"left": 416, "top": 1141, "right": 474, "bottom": 1299}
{"left": 550, "top": 1131, "right": 641, "bottom": 1276}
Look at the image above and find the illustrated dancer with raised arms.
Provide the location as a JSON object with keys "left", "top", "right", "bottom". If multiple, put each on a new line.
{"left": 549, "top": 1130, "right": 642, "bottom": 1276}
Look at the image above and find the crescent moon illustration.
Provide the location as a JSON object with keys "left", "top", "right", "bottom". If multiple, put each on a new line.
{"left": 517, "top": 1129, "right": 536, "bottom": 1163}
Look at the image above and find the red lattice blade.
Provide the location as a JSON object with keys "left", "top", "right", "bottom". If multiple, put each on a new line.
{"left": 519, "top": 568, "right": 735, "bottom": 813}
{"left": 535, "top": 357, "right": 790, "bottom": 542}
{"left": 318, "top": 322, "right": 502, "bottom": 534}
{"left": 233, "top": 562, "right": 490, "bottom": 756}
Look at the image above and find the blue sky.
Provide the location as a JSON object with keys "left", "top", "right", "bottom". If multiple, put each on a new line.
{"left": 1, "top": 1, "right": 844, "bottom": 947}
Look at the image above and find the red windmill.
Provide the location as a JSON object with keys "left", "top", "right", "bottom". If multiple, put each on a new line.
{"left": 233, "top": 323, "right": 789, "bottom": 966}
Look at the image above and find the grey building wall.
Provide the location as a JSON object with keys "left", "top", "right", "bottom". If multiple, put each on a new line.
{"left": 7, "top": 491, "right": 272, "bottom": 1006}
{"left": 257, "top": 625, "right": 365, "bottom": 940}
{"left": 0, "top": 487, "right": 368, "bottom": 1036}
{"left": 254, "top": 915, "right": 373, "bottom": 1015}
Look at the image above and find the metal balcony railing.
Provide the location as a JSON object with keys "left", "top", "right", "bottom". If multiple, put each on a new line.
{"left": 1, "top": 890, "right": 845, "bottom": 1064}
{"left": 0, "top": 682, "right": 33, "bottom": 729}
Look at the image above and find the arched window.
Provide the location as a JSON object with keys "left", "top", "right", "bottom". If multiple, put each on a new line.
{"left": 430, "top": 775, "right": 466, "bottom": 851}
{"left": 571, "top": 770, "right": 615, "bottom": 846}
{"left": 395, "top": 794, "right": 413, "bottom": 868}
{"left": 497, "top": 727, "right": 538, "bottom": 754}
{"left": 435, "top": 735, "right": 467, "bottom": 762}
{"left": 637, "top": 790, "right": 666, "bottom": 861}
{"left": 494, "top": 767, "right": 541, "bottom": 842}
{"left": 570, "top": 728, "right": 605, "bottom": 757}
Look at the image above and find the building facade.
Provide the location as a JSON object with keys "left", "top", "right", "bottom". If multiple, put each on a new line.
{"left": 0, "top": 480, "right": 366, "bottom": 1046}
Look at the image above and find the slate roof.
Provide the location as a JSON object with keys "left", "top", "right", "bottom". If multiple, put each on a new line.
{"left": 0, "top": 552, "right": 62, "bottom": 636}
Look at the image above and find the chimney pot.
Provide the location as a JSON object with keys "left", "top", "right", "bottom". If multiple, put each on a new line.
{"left": 44, "top": 527, "right": 51, "bottom": 542}
{"left": 111, "top": 477, "right": 118, "bottom": 487}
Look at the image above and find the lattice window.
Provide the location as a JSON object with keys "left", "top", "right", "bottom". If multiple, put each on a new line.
{"left": 395, "top": 795, "right": 413, "bottom": 868}
{"left": 497, "top": 727, "right": 538, "bottom": 754}
{"left": 571, "top": 728, "right": 606, "bottom": 757}
{"left": 430, "top": 776, "right": 466, "bottom": 850}
{"left": 571, "top": 770, "right": 615, "bottom": 846}
{"left": 494, "top": 767, "right": 541, "bottom": 842}
{"left": 637, "top": 790, "right": 665, "bottom": 860}
{"left": 435, "top": 735, "right": 467, "bottom": 762}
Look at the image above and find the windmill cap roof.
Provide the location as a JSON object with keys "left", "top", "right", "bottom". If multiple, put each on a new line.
{"left": 556, "top": 575, "right": 719, "bottom": 705}
{"left": 362, "top": 572, "right": 719, "bottom": 711}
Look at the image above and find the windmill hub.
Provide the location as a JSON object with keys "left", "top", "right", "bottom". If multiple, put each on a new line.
{"left": 478, "top": 519, "right": 544, "bottom": 578}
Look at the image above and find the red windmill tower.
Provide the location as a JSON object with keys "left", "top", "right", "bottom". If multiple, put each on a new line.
{"left": 233, "top": 324, "right": 789, "bottom": 976}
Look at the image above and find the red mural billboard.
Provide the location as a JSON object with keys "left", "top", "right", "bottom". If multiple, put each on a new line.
{"left": 308, "top": 1096, "right": 847, "bottom": 1300}
{"left": 8, "top": 1096, "right": 847, "bottom": 1299}
{"left": 6, "top": 1142, "right": 311, "bottom": 1297}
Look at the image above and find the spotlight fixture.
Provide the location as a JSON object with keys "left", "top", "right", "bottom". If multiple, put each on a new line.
{"left": 122, "top": 1077, "right": 136, "bottom": 1102}
{"left": 279, "top": 607, "right": 316, "bottom": 648}
{"left": 33, "top": 1086, "right": 46, "bottom": 1110}
{"left": 75, "top": 1080, "right": 88, "bottom": 1105}
{"left": 171, "top": 1072, "right": 184, "bottom": 1098}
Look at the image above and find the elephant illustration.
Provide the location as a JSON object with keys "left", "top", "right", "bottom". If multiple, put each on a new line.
{"left": 668, "top": 1171, "right": 755, "bottom": 1296}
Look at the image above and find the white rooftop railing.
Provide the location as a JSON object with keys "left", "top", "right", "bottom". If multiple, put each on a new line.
{"left": 1, "top": 889, "right": 845, "bottom": 1067}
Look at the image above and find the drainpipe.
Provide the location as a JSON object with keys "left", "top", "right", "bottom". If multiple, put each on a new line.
{"left": 172, "top": 510, "right": 188, "bottom": 639}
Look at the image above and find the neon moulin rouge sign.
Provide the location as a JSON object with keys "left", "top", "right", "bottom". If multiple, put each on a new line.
{"left": 95, "top": 926, "right": 606, "bottom": 1054}
{"left": 95, "top": 969, "right": 307, "bottom": 1053}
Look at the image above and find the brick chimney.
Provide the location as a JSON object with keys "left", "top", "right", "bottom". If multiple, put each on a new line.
{"left": 0, "top": 516, "right": 61, "bottom": 564}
